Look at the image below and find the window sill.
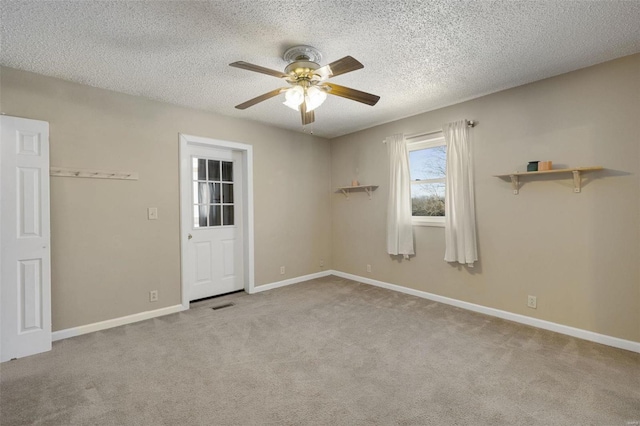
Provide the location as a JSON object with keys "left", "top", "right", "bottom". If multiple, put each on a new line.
{"left": 412, "top": 217, "right": 445, "bottom": 228}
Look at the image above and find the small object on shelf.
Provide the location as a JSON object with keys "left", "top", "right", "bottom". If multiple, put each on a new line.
{"left": 336, "top": 184, "right": 378, "bottom": 199}
{"left": 538, "top": 161, "right": 552, "bottom": 171}
{"left": 527, "top": 161, "right": 539, "bottom": 172}
{"left": 351, "top": 179, "right": 359, "bottom": 187}
{"left": 493, "top": 166, "right": 603, "bottom": 194}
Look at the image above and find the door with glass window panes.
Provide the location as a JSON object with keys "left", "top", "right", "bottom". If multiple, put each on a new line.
{"left": 187, "top": 146, "right": 243, "bottom": 300}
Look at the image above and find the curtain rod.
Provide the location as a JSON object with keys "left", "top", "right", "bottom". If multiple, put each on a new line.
{"left": 382, "top": 120, "right": 476, "bottom": 143}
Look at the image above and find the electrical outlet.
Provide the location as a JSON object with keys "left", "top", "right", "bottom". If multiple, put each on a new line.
{"left": 366, "top": 264, "right": 372, "bottom": 273}
{"left": 149, "top": 290, "right": 158, "bottom": 302}
{"left": 320, "top": 259, "right": 324, "bottom": 268}
{"left": 527, "top": 295, "right": 537, "bottom": 309}
{"left": 280, "top": 266, "right": 285, "bottom": 275}
{"left": 147, "top": 207, "right": 158, "bottom": 220}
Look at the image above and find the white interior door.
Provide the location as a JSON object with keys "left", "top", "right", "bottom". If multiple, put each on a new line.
{"left": 1, "top": 116, "right": 51, "bottom": 362}
{"left": 181, "top": 143, "right": 244, "bottom": 301}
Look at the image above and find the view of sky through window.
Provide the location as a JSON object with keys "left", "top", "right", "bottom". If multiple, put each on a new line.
{"left": 410, "top": 145, "right": 446, "bottom": 216}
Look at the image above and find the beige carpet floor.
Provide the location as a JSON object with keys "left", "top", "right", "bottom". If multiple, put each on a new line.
{"left": 1, "top": 275, "right": 639, "bottom": 425}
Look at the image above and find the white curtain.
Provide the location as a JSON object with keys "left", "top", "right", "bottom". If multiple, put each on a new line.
{"left": 386, "top": 134, "right": 414, "bottom": 258}
{"left": 443, "top": 120, "right": 478, "bottom": 266}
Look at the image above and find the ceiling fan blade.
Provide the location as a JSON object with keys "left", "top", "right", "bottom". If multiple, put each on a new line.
{"left": 314, "top": 56, "right": 364, "bottom": 80}
{"left": 229, "top": 61, "right": 289, "bottom": 79}
{"left": 324, "top": 83, "right": 380, "bottom": 106}
{"left": 300, "top": 101, "right": 315, "bottom": 125}
{"left": 235, "top": 88, "right": 286, "bottom": 110}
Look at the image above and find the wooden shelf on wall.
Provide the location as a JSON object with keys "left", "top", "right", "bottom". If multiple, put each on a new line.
{"left": 494, "top": 166, "right": 603, "bottom": 194}
{"left": 336, "top": 185, "right": 378, "bottom": 199}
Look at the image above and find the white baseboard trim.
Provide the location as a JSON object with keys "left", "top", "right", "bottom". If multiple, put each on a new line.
{"left": 51, "top": 271, "right": 639, "bottom": 353}
{"left": 331, "top": 270, "right": 640, "bottom": 354}
{"left": 52, "top": 304, "right": 186, "bottom": 342}
{"left": 251, "top": 270, "right": 332, "bottom": 293}
{"left": 52, "top": 270, "right": 332, "bottom": 342}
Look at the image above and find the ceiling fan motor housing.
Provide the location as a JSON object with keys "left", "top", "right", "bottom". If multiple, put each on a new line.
{"left": 285, "top": 60, "right": 320, "bottom": 79}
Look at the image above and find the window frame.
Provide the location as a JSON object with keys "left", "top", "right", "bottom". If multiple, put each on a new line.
{"left": 191, "top": 156, "right": 236, "bottom": 229}
{"left": 407, "top": 133, "right": 446, "bottom": 228}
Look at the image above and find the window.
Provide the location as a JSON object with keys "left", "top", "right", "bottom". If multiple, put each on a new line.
{"left": 408, "top": 133, "right": 446, "bottom": 227}
{"left": 192, "top": 157, "right": 234, "bottom": 227}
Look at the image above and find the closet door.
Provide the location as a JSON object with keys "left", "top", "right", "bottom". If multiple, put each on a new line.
{"left": 1, "top": 116, "right": 51, "bottom": 362}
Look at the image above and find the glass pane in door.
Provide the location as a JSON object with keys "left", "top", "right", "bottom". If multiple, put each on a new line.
{"left": 222, "top": 161, "right": 233, "bottom": 182}
{"left": 196, "top": 182, "right": 209, "bottom": 203}
{"left": 222, "top": 184, "right": 233, "bottom": 203}
{"left": 212, "top": 183, "right": 221, "bottom": 203}
{"left": 194, "top": 205, "right": 208, "bottom": 227}
{"left": 223, "top": 206, "right": 234, "bottom": 226}
{"left": 208, "top": 160, "right": 220, "bottom": 181}
{"left": 209, "top": 205, "right": 221, "bottom": 226}
{"left": 196, "top": 158, "right": 207, "bottom": 181}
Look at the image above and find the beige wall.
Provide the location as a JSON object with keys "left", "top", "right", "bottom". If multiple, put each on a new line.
{"left": 330, "top": 54, "right": 640, "bottom": 343}
{"left": 0, "top": 67, "right": 332, "bottom": 331}
{"left": 2, "top": 54, "right": 638, "bottom": 343}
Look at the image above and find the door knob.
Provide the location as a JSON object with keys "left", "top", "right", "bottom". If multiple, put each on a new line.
{"left": 188, "top": 234, "right": 193, "bottom": 240}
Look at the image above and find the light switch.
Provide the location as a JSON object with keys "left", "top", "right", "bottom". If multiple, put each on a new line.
{"left": 148, "top": 207, "right": 158, "bottom": 220}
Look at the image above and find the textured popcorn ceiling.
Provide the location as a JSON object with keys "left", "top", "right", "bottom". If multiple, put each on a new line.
{"left": 1, "top": 1, "right": 639, "bottom": 139}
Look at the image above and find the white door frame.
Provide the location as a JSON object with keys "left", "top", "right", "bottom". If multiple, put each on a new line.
{"left": 179, "top": 134, "right": 255, "bottom": 309}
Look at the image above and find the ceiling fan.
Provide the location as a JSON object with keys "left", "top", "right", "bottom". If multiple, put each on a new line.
{"left": 229, "top": 45, "right": 380, "bottom": 126}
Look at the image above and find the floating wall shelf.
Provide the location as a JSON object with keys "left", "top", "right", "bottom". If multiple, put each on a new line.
{"left": 494, "top": 166, "right": 603, "bottom": 194}
{"left": 336, "top": 185, "right": 378, "bottom": 199}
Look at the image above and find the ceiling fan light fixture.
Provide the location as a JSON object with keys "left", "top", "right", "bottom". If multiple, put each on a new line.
{"left": 283, "top": 99, "right": 300, "bottom": 111}
{"left": 305, "top": 86, "right": 327, "bottom": 112}
{"left": 283, "top": 85, "right": 304, "bottom": 110}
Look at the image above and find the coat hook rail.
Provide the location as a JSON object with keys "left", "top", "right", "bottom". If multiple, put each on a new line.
{"left": 50, "top": 167, "right": 138, "bottom": 181}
